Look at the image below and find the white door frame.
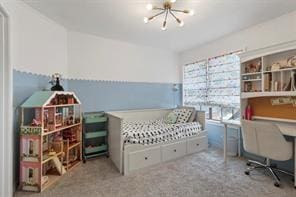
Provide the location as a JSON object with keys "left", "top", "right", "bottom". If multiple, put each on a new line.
{"left": 0, "top": 4, "right": 13, "bottom": 197}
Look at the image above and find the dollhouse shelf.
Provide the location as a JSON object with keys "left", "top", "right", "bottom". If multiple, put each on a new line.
{"left": 42, "top": 123, "right": 81, "bottom": 136}
{"left": 19, "top": 91, "right": 82, "bottom": 192}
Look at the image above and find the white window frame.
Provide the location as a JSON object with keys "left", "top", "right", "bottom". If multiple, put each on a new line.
{"left": 182, "top": 51, "right": 241, "bottom": 122}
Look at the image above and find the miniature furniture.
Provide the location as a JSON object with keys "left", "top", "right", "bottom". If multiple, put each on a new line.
{"left": 239, "top": 41, "right": 296, "bottom": 188}
{"left": 19, "top": 91, "right": 82, "bottom": 192}
{"left": 83, "top": 112, "right": 108, "bottom": 162}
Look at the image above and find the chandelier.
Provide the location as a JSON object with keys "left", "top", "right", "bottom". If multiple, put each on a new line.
{"left": 143, "top": 0, "right": 194, "bottom": 30}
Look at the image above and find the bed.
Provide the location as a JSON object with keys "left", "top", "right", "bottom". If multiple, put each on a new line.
{"left": 107, "top": 108, "right": 208, "bottom": 175}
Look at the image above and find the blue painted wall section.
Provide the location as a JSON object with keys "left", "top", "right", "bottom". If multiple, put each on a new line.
{"left": 68, "top": 79, "right": 182, "bottom": 112}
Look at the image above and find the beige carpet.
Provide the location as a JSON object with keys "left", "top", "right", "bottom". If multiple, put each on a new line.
{"left": 16, "top": 148, "right": 296, "bottom": 197}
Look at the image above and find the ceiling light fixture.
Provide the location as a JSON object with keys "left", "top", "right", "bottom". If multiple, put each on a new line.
{"left": 144, "top": 0, "right": 194, "bottom": 30}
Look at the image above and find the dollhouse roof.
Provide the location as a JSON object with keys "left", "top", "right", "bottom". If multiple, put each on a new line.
{"left": 21, "top": 91, "right": 81, "bottom": 108}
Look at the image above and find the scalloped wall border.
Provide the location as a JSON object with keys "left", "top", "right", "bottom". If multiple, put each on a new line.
{"left": 13, "top": 69, "right": 181, "bottom": 85}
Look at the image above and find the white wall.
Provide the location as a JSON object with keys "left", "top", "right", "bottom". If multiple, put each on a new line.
{"left": 3, "top": 1, "right": 68, "bottom": 77}
{"left": 180, "top": 10, "right": 296, "bottom": 64}
{"left": 68, "top": 31, "right": 180, "bottom": 83}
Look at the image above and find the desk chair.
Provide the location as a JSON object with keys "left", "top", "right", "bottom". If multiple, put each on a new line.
{"left": 241, "top": 120, "right": 294, "bottom": 187}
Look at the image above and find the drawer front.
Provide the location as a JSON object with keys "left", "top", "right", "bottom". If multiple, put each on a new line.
{"left": 187, "top": 136, "right": 208, "bottom": 154}
{"left": 128, "top": 147, "right": 161, "bottom": 171}
{"left": 161, "top": 140, "right": 186, "bottom": 162}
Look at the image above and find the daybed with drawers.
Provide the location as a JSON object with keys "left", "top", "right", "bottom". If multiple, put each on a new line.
{"left": 107, "top": 108, "right": 208, "bottom": 175}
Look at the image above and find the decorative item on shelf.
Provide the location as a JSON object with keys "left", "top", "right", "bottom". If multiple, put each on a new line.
{"left": 245, "top": 60, "right": 261, "bottom": 73}
{"left": 244, "top": 82, "right": 252, "bottom": 92}
{"left": 242, "top": 76, "right": 249, "bottom": 80}
{"left": 287, "top": 55, "right": 296, "bottom": 68}
{"left": 271, "top": 97, "right": 293, "bottom": 106}
{"left": 244, "top": 105, "right": 253, "bottom": 120}
{"left": 143, "top": 0, "right": 194, "bottom": 30}
{"left": 49, "top": 73, "right": 64, "bottom": 91}
{"left": 271, "top": 63, "right": 281, "bottom": 71}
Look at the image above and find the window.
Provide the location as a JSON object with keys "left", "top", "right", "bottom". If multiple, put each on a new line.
{"left": 183, "top": 53, "right": 241, "bottom": 121}
{"left": 183, "top": 61, "right": 207, "bottom": 106}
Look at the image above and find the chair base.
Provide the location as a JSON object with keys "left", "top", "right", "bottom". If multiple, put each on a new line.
{"left": 245, "top": 159, "right": 294, "bottom": 188}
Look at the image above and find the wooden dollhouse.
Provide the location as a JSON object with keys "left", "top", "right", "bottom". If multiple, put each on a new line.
{"left": 20, "top": 91, "right": 82, "bottom": 192}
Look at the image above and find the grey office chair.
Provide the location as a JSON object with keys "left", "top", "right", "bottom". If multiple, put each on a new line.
{"left": 241, "top": 120, "right": 294, "bottom": 187}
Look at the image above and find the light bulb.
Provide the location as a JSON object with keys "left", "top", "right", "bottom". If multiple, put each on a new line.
{"left": 143, "top": 17, "right": 149, "bottom": 23}
{"left": 146, "top": 3, "right": 153, "bottom": 11}
{"left": 170, "top": 0, "right": 176, "bottom": 3}
{"left": 161, "top": 26, "right": 167, "bottom": 31}
{"left": 179, "top": 20, "right": 184, "bottom": 27}
{"left": 189, "top": 10, "right": 195, "bottom": 16}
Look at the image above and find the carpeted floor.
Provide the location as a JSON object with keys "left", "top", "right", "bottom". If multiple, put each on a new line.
{"left": 15, "top": 148, "right": 296, "bottom": 197}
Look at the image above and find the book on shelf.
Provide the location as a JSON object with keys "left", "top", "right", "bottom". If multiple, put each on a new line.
{"left": 264, "top": 73, "right": 271, "bottom": 91}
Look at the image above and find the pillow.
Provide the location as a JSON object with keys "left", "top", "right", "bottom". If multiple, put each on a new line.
{"left": 173, "top": 108, "right": 193, "bottom": 123}
{"left": 178, "top": 106, "right": 196, "bottom": 122}
{"left": 164, "top": 112, "right": 178, "bottom": 124}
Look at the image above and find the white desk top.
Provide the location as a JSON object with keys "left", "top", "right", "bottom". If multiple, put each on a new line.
{"left": 222, "top": 119, "right": 296, "bottom": 137}
{"left": 221, "top": 119, "right": 241, "bottom": 127}
{"left": 276, "top": 123, "right": 296, "bottom": 137}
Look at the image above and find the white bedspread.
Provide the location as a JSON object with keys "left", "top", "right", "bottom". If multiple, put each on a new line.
{"left": 122, "top": 119, "right": 202, "bottom": 145}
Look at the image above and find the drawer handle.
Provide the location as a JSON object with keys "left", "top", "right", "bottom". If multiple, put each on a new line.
{"left": 145, "top": 157, "right": 148, "bottom": 160}
{"left": 196, "top": 144, "right": 199, "bottom": 146}
{"left": 174, "top": 149, "right": 177, "bottom": 152}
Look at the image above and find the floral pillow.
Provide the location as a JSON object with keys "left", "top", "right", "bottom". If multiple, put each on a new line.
{"left": 164, "top": 112, "right": 178, "bottom": 124}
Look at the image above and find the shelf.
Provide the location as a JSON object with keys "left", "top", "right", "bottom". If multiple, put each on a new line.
{"left": 46, "top": 104, "right": 80, "bottom": 108}
{"left": 41, "top": 175, "right": 61, "bottom": 192}
{"left": 252, "top": 116, "right": 296, "bottom": 123}
{"left": 242, "top": 79, "right": 262, "bottom": 82}
{"left": 241, "top": 91, "right": 296, "bottom": 99}
{"left": 264, "top": 67, "right": 296, "bottom": 73}
{"left": 42, "top": 151, "right": 63, "bottom": 164}
{"left": 42, "top": 122, "right": 81, "bottom": 136}
{"left": 68, "top": 141, "right": 81, "bottom": 150}
{"left": 66, "top": 160, "right": 81, "bottom": 171}
{"left": 85, "top": 144, "right": 107, "bottom": 154}
{"left": 84, "top": 152, "right": 107, "bottom": 159}
{"left": 241, "top": 72, "right": 262, "bottom": 76}
{"left": 84, "top": 116, "right": 107, "bottom": 124}
{"left": 85, "top": 130, "right": 107, "bottom": 139}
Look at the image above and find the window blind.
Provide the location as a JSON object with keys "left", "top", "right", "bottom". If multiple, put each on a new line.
{"left": 207, "top": 54, "right": 240, "bottom": 107}
{"left": 183, "top": 61, "right": 207, "bottom": 106}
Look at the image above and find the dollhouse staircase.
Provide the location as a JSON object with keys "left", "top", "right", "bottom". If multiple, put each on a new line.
{"left": 52, "top": 156, "right": 66, "bottom": 175}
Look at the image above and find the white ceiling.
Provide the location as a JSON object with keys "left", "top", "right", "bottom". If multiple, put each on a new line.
{"left": 24, "top": 0, "right": 296, "bottom": 52}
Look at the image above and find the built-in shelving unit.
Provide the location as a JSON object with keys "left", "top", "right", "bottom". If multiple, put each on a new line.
{"left": 239, "top": 41, "right": 296, "bottom": 121}
{"left": 240, "top": 47, "right": 296, "bottom": 99}
{"left": 19, "top": 91, "right": 82, "bottom": 192}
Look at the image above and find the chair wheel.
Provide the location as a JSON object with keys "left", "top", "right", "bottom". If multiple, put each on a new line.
{"left": 246, "top": 162, "right": 251, "bottom": 166}
{"left": 274, "top": 182, "right": 280, "bottom": 187}
{"left": 244, "top": 171, "right": 250, "bottom": 175}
